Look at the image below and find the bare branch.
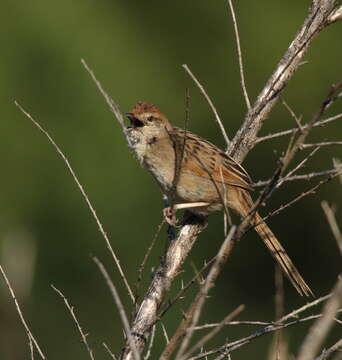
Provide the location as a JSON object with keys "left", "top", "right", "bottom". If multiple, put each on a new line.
{"left": 161, "top": 227, "right": 237, "bottom": 360}
{"left": 300, "top": 141, "right": 342, "bottom": 149}
{"left": 51, "top": 285, "right": 95, "bottom": 360}
{"left": 297, "top": 276, "right": 342, "bottom": 360}
{"left": 121, "top": 214, "right": 207, "bottom": 360}
{"left": 228, "top": 2, "right": 339, "bottom": 161}
{"left": 93, "top": 257, "right": 140, "bottom": 360}
{"left": 256, "top": 112, "right": 342, "bottom": 143}
{"left": 260, "top": 171, "right": 342, "bottom": 225}
{"left": 144, "top": 325, "right": 156, "bottom": 360}
{"left": 182, "top": 64, "right": 230, "bottom": 147}
{"left": 333, "top": 158, "right": 342, "bottom": 185}
{"left": 134, "top": 219, "right": 165, "bottom": 303}
{"left": 282, "top": 99, "right": 303, "bottom": 131}
{"left": 15, "top": 101, "right": 135, "bottom": 303}
{"left": 181, "top": 305, "right": 245, "bottom": 359}
{"left": 327, "top": 5, "right": 342, "bottom": 23}
{"left": 191, "top": 294, "right": 334, "bottom": 359}
{"left": 29, "top": 337, "right": 34, "bottom": 360}
{"left": 253, "top": 167, "right": 341, "bottom": 187}
{"left": 161, "top": 323, "right": 170, "bottom": 345}
{"left": 81, "top": 59, "right": 126, "bottom": 132}
{"left": 321, "top": 201, "right": 342, "bottom": 256}
{"left": 103, "top": 343, "right": 117, "bottom": 360}
{"left": 0, "top": 265, "right": 46, "bottom": 360}
{"left": 316, "top": 337, "right": 342, "bottom": 360}
{"left": 226, "top": 0, "right": 251, "bottom": 110}
{"left": 157, "top": 258, "right": 215, "bottom": 322}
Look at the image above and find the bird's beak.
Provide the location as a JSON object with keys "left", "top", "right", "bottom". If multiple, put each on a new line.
{"left": 126, "top": 113, "right": 144, "bottom": 129}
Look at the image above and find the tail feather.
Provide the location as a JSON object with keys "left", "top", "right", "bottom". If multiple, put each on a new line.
{"left": 252, "top": 213, "right": 313, "bottom": 297}
{"left": 235, "top": 189, "right": 313, "bottom": 297}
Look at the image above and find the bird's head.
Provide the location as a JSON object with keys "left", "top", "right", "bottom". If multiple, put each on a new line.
{"left": 126, "top": 102, "right": 172, "bottom": 135}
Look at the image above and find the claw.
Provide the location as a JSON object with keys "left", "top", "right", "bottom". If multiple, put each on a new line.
{"left": 163, "top": 207, "right": 178, "bottom": 227}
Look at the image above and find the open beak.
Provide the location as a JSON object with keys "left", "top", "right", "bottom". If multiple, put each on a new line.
{"left": 126, "top": 113, "right": 144, "bottom": 129}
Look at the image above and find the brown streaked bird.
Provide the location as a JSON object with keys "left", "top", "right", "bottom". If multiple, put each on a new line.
{"left": 126, "top": 101, "right": 313, "bottom": 297}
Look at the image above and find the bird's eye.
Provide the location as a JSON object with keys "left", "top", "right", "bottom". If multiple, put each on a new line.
{"left": 147, "top": 116, "right": 154, "bottom": 122}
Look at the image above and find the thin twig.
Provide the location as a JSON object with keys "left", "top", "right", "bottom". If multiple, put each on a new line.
{"left": 271, "top": 265, "right": 287, "bottom": 360}
{"left": 226, "top": 0, "right": 251, "bottom": 110}
{"left": 157, "top": 257, "right": 215, "bottom": 323}
{"left": 161, "top": 227, "right": 237, "bottom": 360}
{"left": 297, "top": 276, "right": 342, "bottom": 360}
{"left": 29, "top": 337, "right": 34, "bottom": 360}
{"left": 181, "top": 305, "right": 245, "bottom": 359}
{"left": 284, "top": 147, "right": 320, "bottom": 181}
{"left": 0, "top": 265, "right": 46, "bottom": 360}
{"left": 316, "top": 338, "right": 342, "bottom": 360}
{"left": 321, "top": 201, "right": 342, "bottom": 256}
{"left": 182, "top": 64, "right": 230, "bottom": 148}
{"left": 190, "top": 294, "right": 333, "bottom": 359}
{"left": 161, "top": 323, "right": 170, "bottom": 345}
{"left": 103, "top": 343, "right": 117, "bottom": 360}
{"left": 191, "top": 315, "right": 323, "bottom": 360}
{"left": 15, "top": 101, "right": 135, "bottom": 303}
{"left": 144, "top": 325, "right": 156, "bottom": 360}
{"left": 134, "top": 219, "right": 165, "bottom": 304}
{"left": 92, "top": 257, "right": 140, "bottom": 360}
{"left": 256, "top": 113, "right": 342, "bottom": 144}
{"left": 327, "top": 4, "right": 342, "bottom": 23}
{"left": 300, "top": 141, "right": 342, "bottom": 149}
{"left": 190, "top": 320, "right": 275, "bottom": 330}
{"left": 253, "top": 167, "right": 341, "bottom": 187}
{"left": 333, "top": 158, "right": 342, "bottom": 185}
{"left": 81, "top": 59, "right": 126, "bottom": 132}
{"left": 282, "top": 99, "right": 303, "bottom": 131}
{"left": 228, "top": 3, "right": 339, "bottom": 161}
{"left": 51, "top": 285, "right": 95, "bottom": 360}
{"left": 260, "top": 172, "right": 342, "bottom": 225}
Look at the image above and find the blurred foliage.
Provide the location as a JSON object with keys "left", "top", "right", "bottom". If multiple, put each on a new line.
{"left": 0, "top": 1, "right": 341, "bottom": 359}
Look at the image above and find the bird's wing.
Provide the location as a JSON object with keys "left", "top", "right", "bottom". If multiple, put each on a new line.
{"left": 171, "top": 127, "right": 253, "bottom": 191}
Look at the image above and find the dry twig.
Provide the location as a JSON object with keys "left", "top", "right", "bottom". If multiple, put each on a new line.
{"left": 52, "top": 285, "right": 95, "bottom": 360}
{"left": 103, "top": 343, "right": 117, "bottom": 360}
{"left": 226, "top": 0, "right": 251, "bottom": 110}
{"left": 190, "top": 294, "right": 334, "bottom": 359}
{"left": 182, "top": 64, "right": 230, "bottom": 148}
{"left": 297, "top": 277, "right": 342, "bottom": 360}
{"left": 93, "top": 257, "right": 140, "bottom": 360}
{"left": 0, "top": 265, "right": 46, "bottom": 360}
{"left": 316, "top": 337, "right": 342, "bottom": 360}
{"left": 321, "top": 201, "right": 342, "bottom": 256}
{"left": 256, "top": 113, "right": 342, "bottom": 144}
{"left": 181, "top": 305, "right": 245, "bottom": 360}
{"left": 228, "top": 2, "right": 341, "bottom": 161}
{"left": 161, "top": 227, "right": 237, "bottom": 360}
{"left": 15, "top": 101, "right": 134, "bottom": 303}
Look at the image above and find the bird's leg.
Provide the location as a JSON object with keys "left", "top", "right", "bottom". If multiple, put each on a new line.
{"left": 163, "top": 202, "right": 210, "bottom": 226}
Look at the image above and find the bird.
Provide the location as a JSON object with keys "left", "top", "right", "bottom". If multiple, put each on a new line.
{"left": 125, "top": 101, "right": 313, "bottom": 297}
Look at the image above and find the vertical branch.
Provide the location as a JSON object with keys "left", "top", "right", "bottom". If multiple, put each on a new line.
{"left": 121, "top": 215, "right": 208, "bottom": 360}
{"left": 93, "top": 257, "right": 140, "bottom": 360}
{"left": 226, "top": 0, "right": 251, "bottom": 110}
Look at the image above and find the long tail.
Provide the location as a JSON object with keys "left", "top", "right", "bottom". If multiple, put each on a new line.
{"left": 252, "top": 212, "right": 313, "bottom": 296}
{"left": 236, "top": 191, "right": 313, "bottom": 297}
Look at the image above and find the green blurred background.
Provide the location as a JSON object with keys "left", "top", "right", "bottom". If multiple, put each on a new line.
{"left": 0, "top": 1, "right": 341, "bottom": 359}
